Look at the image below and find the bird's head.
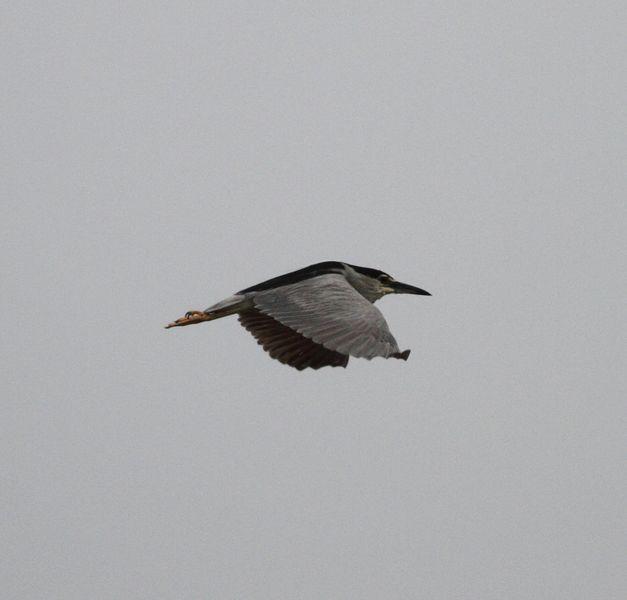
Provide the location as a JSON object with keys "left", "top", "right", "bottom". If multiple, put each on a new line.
{"left": 343, "top": 264, "right": 431, "bottom": 302}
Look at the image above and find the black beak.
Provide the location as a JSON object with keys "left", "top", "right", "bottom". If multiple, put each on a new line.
{"left": 390, "top": 281, "right": 431, "bottom": 296}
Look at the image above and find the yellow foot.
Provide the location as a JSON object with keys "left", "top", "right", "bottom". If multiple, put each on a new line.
{"left": 165, "top": 310, "right": 210, "bottom": 328}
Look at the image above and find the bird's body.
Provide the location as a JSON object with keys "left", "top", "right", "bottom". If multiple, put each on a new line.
{"left": 166, "top": 261, "right": 430, "bottom": 370}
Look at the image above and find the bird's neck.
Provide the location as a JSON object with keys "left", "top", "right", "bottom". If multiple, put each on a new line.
{"left": 343, "top": 266, "right": 386, "bottom": 303}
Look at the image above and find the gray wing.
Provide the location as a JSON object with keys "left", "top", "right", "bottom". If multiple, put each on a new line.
{"left": 250, "top": 274, "right": 402, "bottom": 360}
{"left": 238, "top": 309, "right": 349, "bottom": 370}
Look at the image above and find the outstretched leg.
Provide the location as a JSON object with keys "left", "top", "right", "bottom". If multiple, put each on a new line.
{"left": 165, "top": 294, "right": 252, "bottom": 330}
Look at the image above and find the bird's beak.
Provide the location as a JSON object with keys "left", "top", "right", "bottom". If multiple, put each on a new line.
{"left": 389, "top": 281, "right": 431, "bottom": 296}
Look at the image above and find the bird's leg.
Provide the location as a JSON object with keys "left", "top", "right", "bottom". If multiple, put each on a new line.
{"left": 165, "top": 309, "right": 213, "bottom": 329}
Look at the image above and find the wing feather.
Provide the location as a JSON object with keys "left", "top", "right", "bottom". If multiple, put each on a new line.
{"left": 238, "top": 309, "right": 348, "bottom": 370}
{"left": 250, "top": 274, "right": 401, "bottom": 359}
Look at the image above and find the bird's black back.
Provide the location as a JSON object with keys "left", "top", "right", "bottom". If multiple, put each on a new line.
{"left": 237, "top": 261, "right": 387, "bottom": 294}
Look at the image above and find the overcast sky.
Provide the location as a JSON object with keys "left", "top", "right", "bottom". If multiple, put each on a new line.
{"left": 3, "top": 2, "right": 625, "bottom": 599}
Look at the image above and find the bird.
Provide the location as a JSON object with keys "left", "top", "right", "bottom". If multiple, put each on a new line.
{"left": 165, "top": 261, "right": 431, "bottom": 371}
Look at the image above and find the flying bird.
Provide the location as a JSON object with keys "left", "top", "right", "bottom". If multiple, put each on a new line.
{"left": 166, "top": 261, "right": 430, "bottom": 370}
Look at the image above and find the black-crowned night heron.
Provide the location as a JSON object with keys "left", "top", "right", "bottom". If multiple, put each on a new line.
{"left": 166, "top": 261, "right": 431, "bottom": 370}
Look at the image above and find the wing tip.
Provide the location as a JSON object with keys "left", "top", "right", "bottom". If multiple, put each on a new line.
{"left": 392, "top": 349, "right": 411, "bottom": 361}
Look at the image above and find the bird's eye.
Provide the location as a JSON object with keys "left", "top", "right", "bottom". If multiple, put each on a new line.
{"left": 378, "top": 274, "right": 391, "bottom": 283}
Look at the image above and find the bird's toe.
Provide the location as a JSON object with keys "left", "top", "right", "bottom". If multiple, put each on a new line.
{"left": 185, "top": 310, "right": 205, "bottom": 319}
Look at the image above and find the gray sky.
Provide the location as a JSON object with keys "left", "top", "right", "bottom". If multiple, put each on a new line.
{"left": 2, "top": 2, "right": 625, "bottom": 599}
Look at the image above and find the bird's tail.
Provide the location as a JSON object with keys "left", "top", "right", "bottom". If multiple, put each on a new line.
{"left": 165, "top": 294, "right": 250, "bottom": 329}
